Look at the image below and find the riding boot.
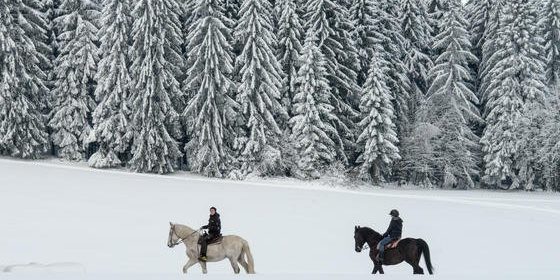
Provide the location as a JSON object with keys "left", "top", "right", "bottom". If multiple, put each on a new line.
{"left": 199, "top": 239, "right": 208, "bottom": 262}
{"left": 376, "top": 250, "right": 384, "bottom": 262}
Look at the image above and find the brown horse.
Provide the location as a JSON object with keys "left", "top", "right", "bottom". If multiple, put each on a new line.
{"left": 354, "top": 226, "right": 434, "bottom": 274}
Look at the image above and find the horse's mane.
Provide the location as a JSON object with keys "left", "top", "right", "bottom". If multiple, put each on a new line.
{"left": 172, "top": 223, "right": 197, "bottom": 238}
{"left": 358, "top": 226, "right": 383, "bottom": 239}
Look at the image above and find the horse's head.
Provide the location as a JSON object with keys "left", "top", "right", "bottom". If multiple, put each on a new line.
{"left": 354, "top": 226, "right": 366, "bottom": 253}
{"left": 167, "top": 222, "right": 181, "bottom": 248}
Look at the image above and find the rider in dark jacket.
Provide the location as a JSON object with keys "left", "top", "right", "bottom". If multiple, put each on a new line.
{"left": 199, "top": 207, "right": 221, "bottom": 261}
{"left": 382, "top": 213, "right": 403, "bottom": 240}
{"left": 377, "top": 209, "right": 403, "bottom": 262}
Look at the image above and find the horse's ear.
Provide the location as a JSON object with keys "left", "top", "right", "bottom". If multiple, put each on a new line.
{"left": 169, "top": 221, "right": 173, "bottom": 226}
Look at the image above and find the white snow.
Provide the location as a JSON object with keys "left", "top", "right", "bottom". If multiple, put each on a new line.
{"left": 1, "top": 158, "right": 560, "bottom": 279}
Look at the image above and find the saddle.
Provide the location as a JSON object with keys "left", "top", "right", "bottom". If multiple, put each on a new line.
{"left": 382, "top": 239, "right": 401, "bottom": 250}
{"left": 198, "top": 235, "right": 223, "bottom": 245}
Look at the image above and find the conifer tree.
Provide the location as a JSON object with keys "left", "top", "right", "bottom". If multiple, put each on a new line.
{"left": 290, "top": 35, "right": 340, "bottom": 179}
{"left": 183, "top": 0, "right": 238, "bottom": 177}
{"left": 541, "top": 0, "right": 560, "bottom": 93}
{"left": 355, "top": 51, "right": 400, "bottom": 183}
{"left": 276, "top": 0, "right": 303, "bottom": 116}
{"left": 401, "top": 0, "right": 433, "bottom": 116}
{"left": 0, "top": 0, "right": 49, "bottom": 159}
{"left": 87, "top": 0, "right": 132, "bottom": 168}
{"left": 427, "top": 0, "right": 480, "bottom": 188}
{"left": 128, "top": 0, "right": 184, "bottom": 173}
{"left": 304, "top": 0, "right": 361, "bottom": 163}
{"left": 234, "top": 0, "right": 288, "bottom": 174}
{"left": 481, "top": 0, "right": 547, "bottom": 188}
{"left": 49, "top": 0, "right": 100, "bottom": 160}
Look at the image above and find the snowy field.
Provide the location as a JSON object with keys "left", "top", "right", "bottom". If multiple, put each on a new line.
{"left": 1, "top": 158, "right": 560, "bottom": 280}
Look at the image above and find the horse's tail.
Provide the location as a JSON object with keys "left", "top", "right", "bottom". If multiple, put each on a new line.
{"left": 242, "top": 240, "right": 255, "bottom": 274}
{"left": 417, "top": 239, "right": 434, "bottom": 274}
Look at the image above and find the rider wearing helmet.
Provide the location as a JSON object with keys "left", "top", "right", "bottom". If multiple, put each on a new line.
{"left": 199, "top": 207, "right": 221, "bottom": 262}
{"left": 377, "top": 209, "right": 403, "bottom": 262}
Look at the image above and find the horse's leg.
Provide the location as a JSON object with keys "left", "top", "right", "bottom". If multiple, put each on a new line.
{"left": 405, "top": 259, "right": 424, "bottom": 275}
{"left": 403, "top": 244, "right": 424, "bottom": 275}
{"left": 238, "top": 255, "right": 249, "bottom": 273}
{"left": 182, "top": 258, "right": 197, "bottom": 274}
{"left": 199, "top": 261, "right": 208, "bottom": 274}
{"left": 372, "top": 263, "right": 380, "bottom": 274}
{"left": 229, "top": 257, "right": 241, "bottom": 274}
{"left": 369, "top": 251, "right": 378, "bottom": 274}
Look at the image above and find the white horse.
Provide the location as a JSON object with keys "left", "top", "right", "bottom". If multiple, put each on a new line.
{"left": 167, "top": 222, "right": 255, "bottom": 274}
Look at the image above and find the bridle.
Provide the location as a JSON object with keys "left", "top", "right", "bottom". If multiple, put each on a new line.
{"left": 168, "top": 225, "right": 201, "bottom": 247}
{"left": 362, "top": 243, "right": 370, "bottom": 251}
{"left": 356, "top": 230, "right": 374, "bottom": 252}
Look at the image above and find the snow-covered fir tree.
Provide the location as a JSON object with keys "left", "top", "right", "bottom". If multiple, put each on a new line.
{"left": 431, "top": 104, "right": 478, "bottom": 188}
{"left": 182, "top": 0, "right": 197, "bottom": 36}
{"left": 512, "top": 102, "right": 548, "bottom": 191}
{"left": 87, "top": 0, "right": 132, "bottom": 168}
{"left": 401, "top": 0, "right": 433, "bottom": 117}
{"left": 362, "top": 0, "right": 411, "bottom": 139}
{"left": 427, "top": 0, "right": 480, "bottom": 188}
{"left": 43, "top": 0, "right": 60, "bottom": 99}
{"left": 398, "top": 0, "right": 434, "bottom": 182}
{"left": 426, "top": 0, "right": 450, "bottom": 49}
{"left": 350, "top": 0, "right": 378, "bottom": 86}
{"left": 49, "top": 0, "right": 100, "bottom": 160}
{"left": 355, "top": 51, "right": 400, "bottom": 183}
{"left": 234, "top": 0, "right": 288, "bottom": 175}
{"left": 276, "top": 0, "right": 303, "bottom": 116}
{"left": 466, "top": 0, "right": 492, "bottom": 61}
{"left": 304, "top": 0, "right": 361, "bottom": 163}
{"left": 128, "top": 0, "right": 184, "bottom": 174}
{"left": 429, "top": 1, "right": 480, "bottom": 124}
{"left": 21, "top": 0, "right": 52, "bottom": 112}
{"left": 481, "top": 0, "right": 547, "bottom": 189}
{"left": 541, "top": 0, "right": 560, "bottom": 93}
{"left": 290, "top": 35, "right": 340, "bottom": 179}
{"left": 464, "top": 0, "right": 492, "bottom": 112}
{"left": 224, "top": 0, "right": 241, "bottom": 22}
{"left": 0, "top": 0, "right": 49, "bottom": 159}
{"left": 182, "top": 0, "right": 237, "bottom": 177}
{"left": 398, "top": 105, "right": 439, "bottom": 187}
{"left": 478, "top": 0, "right": 505, "bottom": 108}
{"left": 535, "top": 96, "right": 560, "bottom": 191}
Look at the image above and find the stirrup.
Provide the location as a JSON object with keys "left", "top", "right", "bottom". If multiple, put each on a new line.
{"left": 198, "top": 256, "right": 207, "bottom": 262}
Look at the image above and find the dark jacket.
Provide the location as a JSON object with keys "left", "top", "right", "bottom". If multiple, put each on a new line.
{"left": 202, "top": 213, "right": 221, "bottom": 235}
{"left": 383, "top": 217, "right": 403, "bottom": 240}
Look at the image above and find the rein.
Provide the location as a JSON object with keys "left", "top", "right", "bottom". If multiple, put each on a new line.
{"left": 357, "top": 229, "right": 380, "bottom": 253}
{"left": 170, "top": 226, "right": 202, "bottom": 246}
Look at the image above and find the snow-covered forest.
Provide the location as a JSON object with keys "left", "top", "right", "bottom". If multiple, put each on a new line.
{"left": 1, "top": 0, "right": 559, "bottom": 191}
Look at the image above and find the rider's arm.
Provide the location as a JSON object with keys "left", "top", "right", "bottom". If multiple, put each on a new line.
{"left": 382, "top": 221, "right": 394, "bottom": 238}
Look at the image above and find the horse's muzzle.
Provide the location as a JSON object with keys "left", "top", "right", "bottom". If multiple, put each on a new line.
{"left": 355, "top": 247, "right": 362, "bottom": 253}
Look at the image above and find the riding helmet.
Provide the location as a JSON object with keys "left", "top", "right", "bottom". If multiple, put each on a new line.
{"left": 389, "top": 209, "right": 400, "bottom": 217}
{"left": 210, "top": 206, "right": 217, "bottom": 211}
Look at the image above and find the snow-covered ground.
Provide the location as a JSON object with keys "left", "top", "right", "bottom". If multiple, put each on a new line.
{"left": 1, "top": 158, "right": 560, "bottom": 280}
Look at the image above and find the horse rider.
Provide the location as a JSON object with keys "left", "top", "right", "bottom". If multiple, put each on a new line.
{"left": 377, "top": 209, "right": 403, "bottom": 262}
{"left": 198, "top": 206, "right": 221, "bottom": 262}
